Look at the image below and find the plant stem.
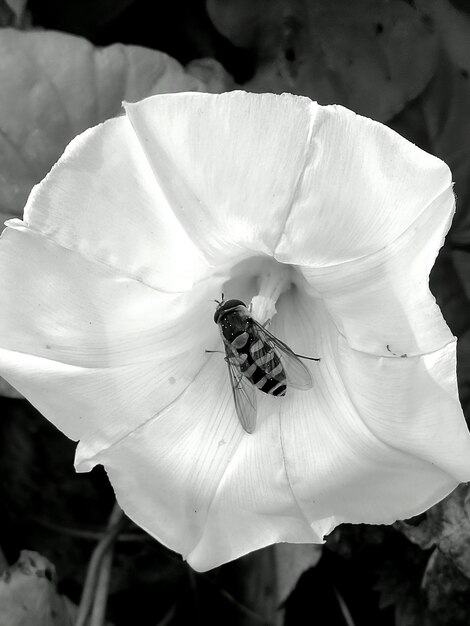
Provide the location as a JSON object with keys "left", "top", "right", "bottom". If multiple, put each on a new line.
{"left": 74, "top": 502, "right": 125, "bottom": 626}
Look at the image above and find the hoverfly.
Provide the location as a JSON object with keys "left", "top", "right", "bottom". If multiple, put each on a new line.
{"left": 212, "top": 296, "right": 320, "bottom": 433}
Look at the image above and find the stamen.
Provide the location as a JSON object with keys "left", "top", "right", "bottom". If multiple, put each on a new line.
{"left": 250, "top": 265, "right": 291, "bottom": 324}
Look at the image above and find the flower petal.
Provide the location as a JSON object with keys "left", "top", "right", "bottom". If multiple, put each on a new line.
{"left": 275, "top": 289, "right": 470, "bottom": 528}
{"left": 274, "top": 103, "right": 453, "bottom": 266}
{"left": 92, "top": 354, "right": 323, "bottom": 571}
{"left": 93, "top": 283, "right": 470, "bottom": 571}
{"left": 94, "top": 355, "right": 247, "bottom": 564}
{"left": 0, "top": 225, "right": 220, "bottom": 458}
{"left": 124, "top": 92, "right": 314, "bottom": 262}
{"left": 298, "top": 187, "right": 454, "bottom": 356}
{"left": 19, "top": 114, "right": 209, "bottom": 293}
{"left": 124, "top": 92, "right": 452, "bottom": 270}
{"left": 1, "top": 91, "right": 469, "bottom": 574}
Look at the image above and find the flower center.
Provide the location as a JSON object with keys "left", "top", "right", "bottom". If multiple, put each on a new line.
{"left": 250, "top": 263, "right": 292, "bottom": 325}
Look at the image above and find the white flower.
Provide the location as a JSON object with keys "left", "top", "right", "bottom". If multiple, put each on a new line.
{"left": 1, "top": 91, "right": 469, "bottom": 571}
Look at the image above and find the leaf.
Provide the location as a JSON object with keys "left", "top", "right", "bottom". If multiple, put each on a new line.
{"left": 444, "top": 247, "right": 470, "bottom": 421}
{"left": 387, "top": 3, "right": 470, "bottom": 245}
{"left": 27, "top": 0, "right": 137, "bottom": 37}
{"left": 207, "top": 0, "right": 438, "bottom": 121}
{"left": 410, "top": 1, "right": 470, "bottom": 244}
{"left": 421, "top": 549, "right": 470, "bottom": 626}
{"left": 186, "top": 58, "right": 235, "bottom": 93}
{"left": 429, "top": 247, "right": 470, "bottom": 339}
{"left": 453, "top": 250, "right": 470, "bottom": 302}
{"left": 394, "top": 596, "right": 427, "bottom": 626}
{"left": 274, "top": 543, "right": 322, "bottom": 607}
{"left": 3, "top": 0, "right": 28, "bottom": 26}
{"left": 416, "top": 0, "right": 470, "bottom": 79}
{"left": 386, "top": 4, "right": 470, "bottom": 243}
{"left": 0, "top": 0, "right": 14, "bottom": 25}
{"left": 415, "top": 52, "right": 470, "bottom": 245}
{"left": 428, "top": 246, "right": 470, "bottom": 422}
{"left": 397, "top": 485, "right": 470, "bottom": 579}
{"left": 0, "top": 550, "right": 75, "bottom": 626}
{"left": 0, "top": 0, "right": 29, "bottom": 27}
{"left": 0, "top": 28, "right": 227, "bottom": 225}
{"left": 456, "top": 325, "right": 470, "bottom": 421}
{"left": 220, "top": 544, "right": 322, "bottom": 625}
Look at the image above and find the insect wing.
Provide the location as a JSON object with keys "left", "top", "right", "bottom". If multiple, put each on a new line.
{"left": 251, "top": 320, "right": 313, "bottom": 390}
{"left": 224, "top": 345, "right": 257, "bottom": 433}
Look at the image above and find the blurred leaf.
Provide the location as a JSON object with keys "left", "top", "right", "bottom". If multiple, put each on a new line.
{"left": 415, "top": 52, "right": 470, "bottom": 245}
{"left": 395, "top": 601, "right": 425, "bottom": 626}
{"left": 382, "top": 3, "right": 470, "bottom": 245}
{"left": 0, "top": 0, "right": 29, "bottom": 27}
{"left": 429, "top": 247, "right": 470, "bottom": 338}
{"left": 428, "top": 247, "right": 470, "bottom": 422}
{"left": 387, "top": 4, "right": 470, "bottom": 244}
{"left": 0, "top": 0, "right": 15, "bottom": 25}
{"left": 453, "top": 250, "right": 470, "bottom": 302}
{"left": 421, "top": 549, "right": 470, "bottom": 626}
{"left": 219, "top": 543, "right": 322, "bottom": 625}
{"left": 397, "top": 485, "right": 470, "bottom": 579}
{"left": 29, "top": 0, "right": 136, "bottom": 37}
{"left": 357, "top": 528, "right": 428, "bottom": 626}
{"left": 0, "top": 550, "right": 75, "bottom": 626}
{"left": 186, "top": 57, "right": 235, "bottom": 92}
{"left": 3, "top": 0, "right": 29, "bottom": 26}
{"left": 411, "top": 1, "right": 470, "bottom": 243}
{"left": 207, "top": 0, "right": 438, "bottom": 121}
{"left": 456, "top": 325, "right": 470, "bottom": 420}
{"left": 448, "top": 247, "right": 470, "bottom": 420}
{"left": 1, "top": 401, "right": 114, "bottom": 586}
{"left": 416, "top": 0, "right": 470, "bottom": 78}
{"left": 5, "top": 0, "right": 26, "bottom": 17}
{"left": 274, "top": 543, "right": 322, "bottom": 606}
{"left": 284, "top": 550, "right": 360, "bottom": 626}
{"left": 429, "top": 241, "right": 470, "bottom": 337}
{"left": 0, "top": 28, "right": 228, "bottom": 225}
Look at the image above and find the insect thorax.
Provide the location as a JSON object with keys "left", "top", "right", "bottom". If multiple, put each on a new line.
{"left": 218, "top": 308, "right": 251, "bottom": 343}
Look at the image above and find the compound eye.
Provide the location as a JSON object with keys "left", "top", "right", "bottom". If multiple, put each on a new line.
{"left": 214, "top": 299, "right": 246, "bottom": 324}
{"left": 223, "top": 299, "right": 246, "bottom": 310}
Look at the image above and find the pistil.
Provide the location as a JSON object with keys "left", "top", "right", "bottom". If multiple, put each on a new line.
{"left": 250, "top": 264, "right": 292, "bottom": 325}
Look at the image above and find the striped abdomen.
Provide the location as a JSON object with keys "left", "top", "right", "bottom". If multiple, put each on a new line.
{"left": 230, "top": 327, "right": 287, "bottom": 397}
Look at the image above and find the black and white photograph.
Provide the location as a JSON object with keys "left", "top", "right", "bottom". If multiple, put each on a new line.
{"left": 1, "top": 1, "right": 470, "bottom": 624}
